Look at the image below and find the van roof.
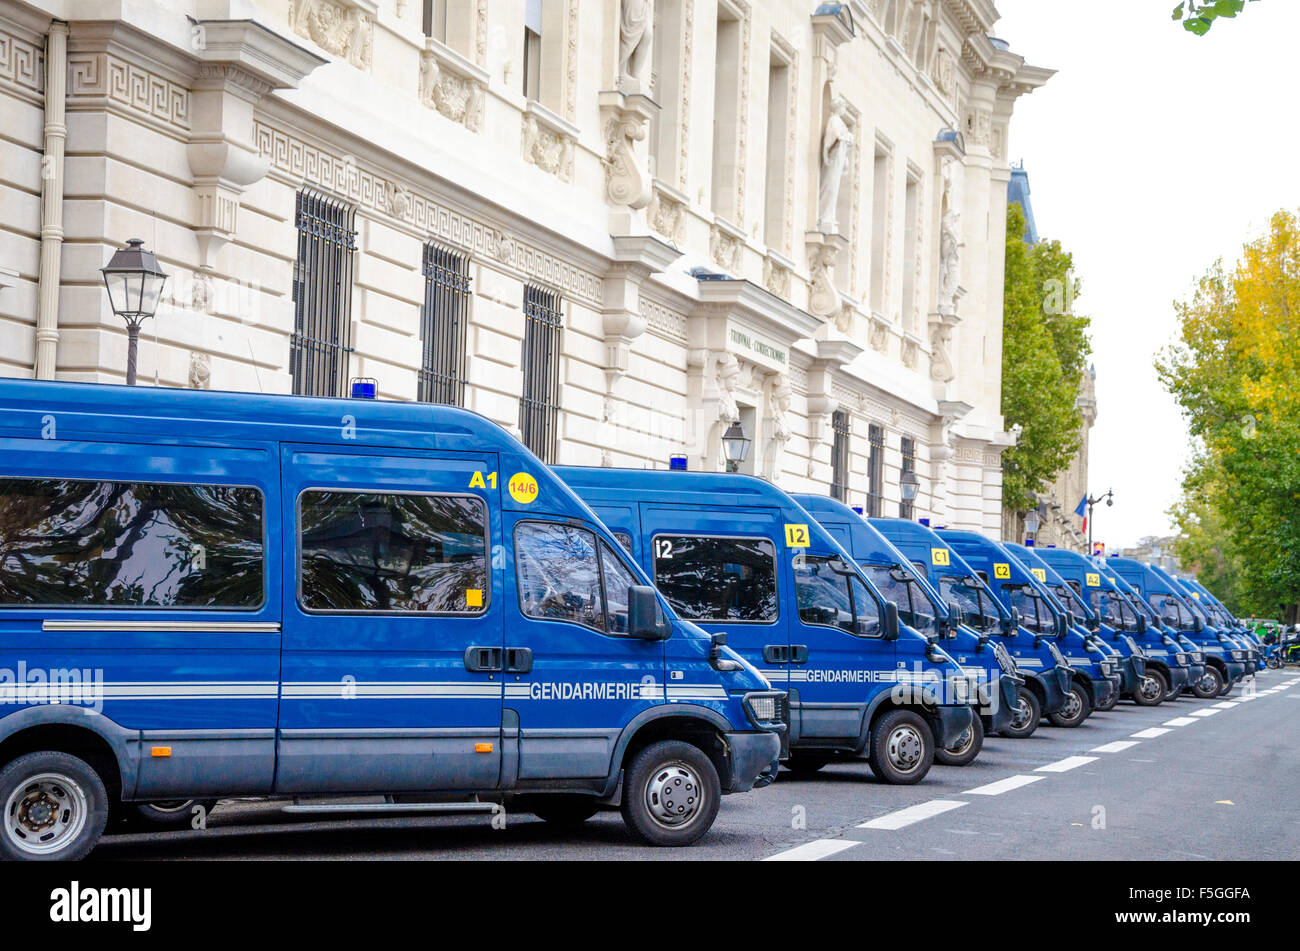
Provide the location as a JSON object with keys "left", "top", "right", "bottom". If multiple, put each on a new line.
{"left": 0, "top": 378, "right": 519, "bottom": 455}
{"left": 553, "top": 466, "right": 798, "bottom": 509}
{"left": 794, "top": 495, "right": 912, "bottom": 566}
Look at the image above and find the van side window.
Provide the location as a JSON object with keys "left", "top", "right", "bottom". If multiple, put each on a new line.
{"left": 1004, "top": 586, "right": 1051, "bottom": 634}
{"left": 940, "top": 576, "right": 997, "bottom": 633}
{"left": 651, "top": 534, "right": 777, "bottom": 623}
{"left": 612, "top": 531, "right": 634, "bottom": 554}
{"left": 794, "top": 556, "right": 882, "bottom": 636}
{"left": 514, "top": 522, "right": 605, "bottom": 630}
{"left": 299, "top": 491, "right": 487, "bottom": 614}
{"left": 0, "top": 477, "right": 264, "bottom": 609}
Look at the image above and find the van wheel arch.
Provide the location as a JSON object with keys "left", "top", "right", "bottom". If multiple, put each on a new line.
{"left": 0, "top": 724, "right": 123, "bottom": 806}
{"left": 613, "top": 711, "right": 732, "bottom": 795}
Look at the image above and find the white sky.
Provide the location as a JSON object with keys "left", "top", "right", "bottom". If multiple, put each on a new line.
{"left": 992, "top": 1, "right": 1300, "bottom": 550}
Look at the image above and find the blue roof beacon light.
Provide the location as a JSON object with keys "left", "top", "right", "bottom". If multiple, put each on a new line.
{"left": 851, "top": 506, "right": 864, "bottom": 515}
{"left": 919, "top": 517, "right": 931, "bottom": 527}
{"left": 350, "top": 377, "right": 378, "bottom": 399}
{"left": 669, "top": 454, "right": 688, "bottom": 471}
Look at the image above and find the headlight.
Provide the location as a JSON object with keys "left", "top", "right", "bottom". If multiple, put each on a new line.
{"left": 991, "top": 642, "right": 1017, "bottom": 675}
{"left": 1175, "top": 652, "right": 1189, "bottom": 665}
{"left": 1124, "top": 636, "right": 1144, "bottom": 657}
{"left": 1099, "top": 661, "right": 1115, "bottom": 676}
{"left": 951, "top": 676, "right": 970, "bottom": 703}
{"left": 1046, "top": 642, "right": 1067, "bottom": 667}
{"left": 743, "top": 692, "right": 786, "bottom": 729}
{"left": 1231, "top": 649, "right": 1247, "bottom": 662}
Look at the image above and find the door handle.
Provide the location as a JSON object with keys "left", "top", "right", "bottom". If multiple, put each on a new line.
{"left": 505, "top": 647, "right": 533, "bottom": 674}
{"left": 464, "top": 646, "right": 503, "bottom": 672}
{"left": 790, "top": 645, "right": 809, "bottom": 664}
{"left": 763, "top": 645, "right": 790, "bottom": 664}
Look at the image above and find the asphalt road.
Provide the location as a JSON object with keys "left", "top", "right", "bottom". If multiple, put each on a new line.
{"left": 92, "top": 669, "right": 1300, "bottom": 861}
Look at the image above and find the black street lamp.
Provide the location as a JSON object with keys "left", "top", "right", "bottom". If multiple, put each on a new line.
{"left": 1024, "top": 507, "right": 1041, "bottom": 544}
{"left": 721, "top": 421, "right": 751, "bottom": 473}
{"left": 100, "top": 238, "right": 168, "bottom": 385}
{"left": 900, "top": 468, "right": 920, "bottom": 510}
{"left": 1086, "top": 489, "right": 1114, "bottom": 552}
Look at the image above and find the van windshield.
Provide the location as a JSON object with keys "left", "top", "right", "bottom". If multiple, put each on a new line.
{"left": 862, "top": 564, "right": 939, "bottom": 635}
{"left": 1090, "top": 590, "right": 1136, "bottom": 631}
{"left": 1003, "top": 585, "right": 1055, "bottom": 635}
{"left": 939, "top": 575, "right": 999, "bottom": 633}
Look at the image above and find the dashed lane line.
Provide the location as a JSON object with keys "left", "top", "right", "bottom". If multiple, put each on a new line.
{"left": 1132, "top": 728, "right": 1171, "bottom": 738}
{"left": 763, "top": 839, "right": 861, "bottom": 862}
{"left": 1212, "top": 701, "right": 1238, "bottom": 709}
{"left": 857, "top": 800, "right": 968, "bottom": 830}
{"left": 1190, "top": 709, "right": 1220, "bottom": 718}
{"left": 1164, "top": 716, "right": 1200, "bottom": 726}
{"left": 962, "top": 775, "right": 1045, "bottom": 796}
{"left": 1035, "top": 755, "right": 1099, "bottom": 773}
{"left": 1092, "top": 740, "right": 1140, "bottom": 753}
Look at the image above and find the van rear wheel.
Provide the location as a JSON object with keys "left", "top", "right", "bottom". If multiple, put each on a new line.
{"left": 1133, "top": 670, "right": 1166, "bottom": 707}
{"left": 867, "top": 709, "right": 933, "bottom": 785}
{"left": 0, "top": 751, "right": 108, "bottom": 862}
{"left": 620, "top": 740, "right": 720, "bottom": 847}
{"left": 999, "top": 686, "right": 1041, "bottom": 739}
{"left": 934, "top": 713, "right": 983, "bottom": 767}
{"left": 525, "top": 795, "right": 600, "bottom": 827}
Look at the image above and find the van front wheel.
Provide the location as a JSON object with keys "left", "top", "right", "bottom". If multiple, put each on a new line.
{"left": 999, "top": 686, "right": 1041, "bottom": 739}
{"left": 1048, "top": 683, "right": 1092, "bottom": 728}
{"left": 0, "top": 751, "right": 108, "bottom": 861}
{"left": 867, "top": 710, "right": 934, "bottom": 784}
{"left": 1192, "top": 666, "right": 1223, "bottom": 699}
{"left": 620, "top": 740, "right": 720, "bottom": 847}
{"left": 934, "top": 713, "right": 983, "bottom": 767}
{"left": 1133, "top": 670, "right": 1166, "bottom": 707}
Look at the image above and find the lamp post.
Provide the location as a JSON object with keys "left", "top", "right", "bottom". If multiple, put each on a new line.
{"left": 1086, "top": 489, "right": 1114, "bottom": 552}
{"left": 1024, "top": 508, "right": 1041, "bottom": 545}
{"left": 900, "top": 468, "right": 920, "bottom": 517}
{"left": 721, "top": 421, "right": 751, "bottom": 473}
{"left": 100, "top": 239, "right": 168, "bottom": 385}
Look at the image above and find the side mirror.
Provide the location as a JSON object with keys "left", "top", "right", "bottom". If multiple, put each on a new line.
{"left": 1086, "top": 615, "right": 1101, "bottom": 633}
{"left": 1001, "top": 608, "right": 1019, "bottom": 636}
{"left": 882, "top": 601, "right": 900, "bottom": 640}
{"left": 1136, "top": 615, "right": 1147, "bottom": 635}
{"left": 628, "top": 585, "right": 669, "bottom": 640}
{"left": 1054, "top": 615, "right": 1068, "bottom": 639}
{"left": 1193, "top": 614, "right": 1203, "bottom": 633}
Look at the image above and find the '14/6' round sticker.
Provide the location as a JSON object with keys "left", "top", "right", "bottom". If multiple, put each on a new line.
{"left": 508, "top": 472, "right": 539, "bottom": 504}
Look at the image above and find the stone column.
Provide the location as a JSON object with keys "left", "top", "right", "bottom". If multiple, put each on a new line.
{"left": 34, "top": 20, "right": 68, "bottom": 380}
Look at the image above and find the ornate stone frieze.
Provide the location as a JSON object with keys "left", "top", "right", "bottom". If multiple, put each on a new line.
{"left": 419, "top": 40, "right": 487, "bottom": 132}
{"left": 521, "top": 102, "right": 577, "bottom": 183}
{"left": 288, "top": 0, "right": 375, "bottom": 71}
{"left": 648, "top": 184, "right": 686, "bottom": 243}
{"left": 0, "top": 29, "right": 43, "bottom": 98}
{"left": 67, "top": 52, "right": 190, "bottom": 132}
{"left": 763, "top": 255, "right": 792, "bottom": 300}
{"left": 710, "top": 222, "right": 742, "bottom": 274}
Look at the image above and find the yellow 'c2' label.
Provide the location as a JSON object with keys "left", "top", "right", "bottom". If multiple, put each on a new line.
{"left": 1086, "top": 573, "right": 1101, "bottom": 587}
{"left": 993, "top": 563, "right": 1011, "bottom": 580}
{"left": 784, "top": 524, "right": 810, "bottom": 548}
{"left": 508, "top": 472, "right": 539, "bottom": 504}
{"left": 931, "top": 548, "right": 950, "bottom": 566}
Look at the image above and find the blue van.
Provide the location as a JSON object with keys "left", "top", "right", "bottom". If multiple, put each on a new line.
{"left": 870, "top": 518, "right": 1067, "bottom": 739}
{"left": 1007, "top": 544, "right": 1135, "bottom": 710}
{"left": 1037, "top": 548, "right": 1196, "bottom": 704}
{"left": 937, "top": 531, "right": 1120, "bottom": 728}
{"left": 1106, "top": 557, "right": 1246, "bottom": 698}
{"left": 793, "top": 495, "right": 1021, "bottom": 763}
{"left": 554, "top": 468, "right": 974, "bottom": 785}
{"left": 0, "top": 380, "right": 785, "bottom": 859}
{"left": 1104, "top": 569, "right": 1208, "bottom": 699}
{"left": 1177, "top": 579, "right": 1261, "bottom": 670}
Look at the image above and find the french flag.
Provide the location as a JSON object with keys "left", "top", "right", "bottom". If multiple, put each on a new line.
{"left": 1075, "top": 495, "right": 1088, "bottom": 533}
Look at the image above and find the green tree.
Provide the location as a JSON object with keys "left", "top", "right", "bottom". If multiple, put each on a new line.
{"left": 1001, "top": 203, "right": 1092, "bottom": 513}
{"left": 1157, "top": 209, "right": 1300, "bottom": 619}
{"left": 1173, "top": 1, "right": 1260, "bottom": 36}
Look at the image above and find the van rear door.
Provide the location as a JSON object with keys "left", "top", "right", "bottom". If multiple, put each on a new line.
{"left": 277, "top": 445, "right": 503, "bottom": 793}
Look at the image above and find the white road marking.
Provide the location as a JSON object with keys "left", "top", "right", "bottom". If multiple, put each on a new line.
{"left": 1132, "top": 727, "right": 1171, "bottom": 738}
{"left": 1164, "top": 716, "right": 1200, "bottom": 726}
{"left": 1190, "top": 709, "right": 1220, "bottom": 717}
{"left": 1212, "top": 701, "right": 1238, "bottom": 709}
{"left": 1092, "top": 740, "right": 1140, "bottom": 753}
{"left": 763, "top": 839, "right": 860, "bottom": 861}
{"left": 857, "top": 800, "right": 968, "bottom": 830}
{"left": 962, "top": 775, "right": 1045, "bottom": 796}
{"left": 1036, "top": 755, "right": 1099, "bottom": 773}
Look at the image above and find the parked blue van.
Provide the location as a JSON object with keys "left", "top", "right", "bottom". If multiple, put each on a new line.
{"left": 1104, "top": 569, "right": 1208, "bottom": 698}
{"left": 0, "top": 380, "right": 785, "bottom": 859}
{"left": 1106, "top": 557, "right": 1245, "bottom": 698}
{"left": 793, "top": 495, "right": 1020, "bottom": 763}
{"left": 937, "top": 531, "right": 1119, "bottom": 728}
{"left": 870, "top": 518, "right": 1067, "bottom": 738}
{"left": 554, "top": 468, "right": 974, "bottom": 785}
{"left": 1007, "top": 544, "right": 1134, "bottom": 710}
{"left": 1036, "top": 548, "right": 1195, "bottom": 704}
{"left": 1177, "top": 579, "right": 1261, "bottom": 669}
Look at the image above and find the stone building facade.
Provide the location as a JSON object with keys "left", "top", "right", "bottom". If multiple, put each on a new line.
{"left": 0, "top": 0, "right": 1050, "bottom": 531}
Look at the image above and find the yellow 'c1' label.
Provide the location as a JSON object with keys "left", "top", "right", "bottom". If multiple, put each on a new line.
{"left": 1086, "top": 573, "right": 1101, "bottom": 587}
{"left": 1031, "top": 568, "right": 1047, "bottom": 582}
{"left": 993, "top": 563, "right": 1011, "bottom": 580}
{"left": 931, "top": 548, "right": 950, "bottom": 566}
{"left": 784, "top": 524, "right": 810, "bottom": 548}
{"left": 508, "top": 472, "right": 539, "bottom": 504}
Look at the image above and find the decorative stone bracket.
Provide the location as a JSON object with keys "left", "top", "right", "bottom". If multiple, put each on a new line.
{"left": 599, "top": 90, "right": 657, "bottom": 225}
{"left": 805, "top": 230, "right": 847, "bottom": 320}
{"left": 288, "top": 0, "right": 376, "bottom": 71}
{"left": 522, "top": 100, "right": 578, "bottom": 183}
{"left": 420, "top": 39, "right": 488, "bottom": 132}
{"left": 928, "top": 310, "right": 959, "bottom": 383}
{"left": 187, "top": 21, "right": 325, "bottom": 269}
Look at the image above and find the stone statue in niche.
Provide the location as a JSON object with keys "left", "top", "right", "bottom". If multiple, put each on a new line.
{"left": 619, "top": 0, "right": 654, "bottom": 92}
{"left": 937, "top": 158, "right": 961, "bottom": 315}
{"left": 817, "top": 97, "right": 853, "bottom": 234}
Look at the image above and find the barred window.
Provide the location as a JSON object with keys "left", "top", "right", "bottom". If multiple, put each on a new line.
{"left": 419, "top": 244, "right": 471, "bottom": 406}
{"left": 900, "top": 435, "right": 916, "bottom": 519}
{"left": 830, "top": 410, "right": 850, "bottom": 502}
{"left": 519, "top": 284, "right": 563, "bottom": 463}
{"left": 291, "top": 190, "right": 356, "bottom": 397}
{"left": 866, "top": 423, "right": 885, "bottom": 517}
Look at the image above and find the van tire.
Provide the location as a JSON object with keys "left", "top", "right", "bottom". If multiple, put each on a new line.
{"left": 867, "top": 709, "right": 933, "bottom": 785}
{"left": 1133, "top": 670, "right": 1167, "bottom": 707}
{"left": 124, "top": 799, "right": 218, "bottom": 831}
{"left": 0, "top": 751, "right": 108, "bottom": 861}
{"left": 1048, "top": 683, "right": 1092, "bottom": 728}
{"left": 620, "top": 740, "right": 720, "bottom": 847}
{"left": 1192, "top": 666, "right": 1223, "bottom": 699}
{"left": 1095, "top": 685, "right": 1119, "bottom": 712}
{"left": 785, "top": 753, "right": 831, "bottom": 775}
{"left": 934, "top": 713, "right": 983, "bottom": 767}
{"left": 1162, "top": 677, "right": 1183, "bottom": 702}
{"left": 999, "top": 686, "right": 1041, "bottom": 739}
{"left": 525, "top": 795, "right": 600, "bottom": 827}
